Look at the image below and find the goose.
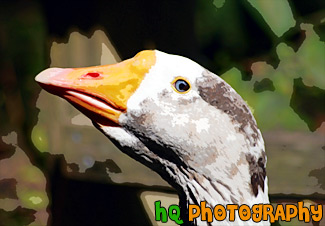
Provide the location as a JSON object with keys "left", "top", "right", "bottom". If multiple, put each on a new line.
{"left": 35, "top": 50, "right": 269, "bottom": 225}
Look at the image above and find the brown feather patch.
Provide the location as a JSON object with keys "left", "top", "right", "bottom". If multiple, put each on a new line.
{"left": 196, "top": 70, "right": 259, "bottom": 147}
{"left": 246, "top": 153, "right": 266, "bottom": 196}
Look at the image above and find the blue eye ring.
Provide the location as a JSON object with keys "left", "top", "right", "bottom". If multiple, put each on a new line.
{"left": 171, "top": 77, "right": 191, "bottom": 94}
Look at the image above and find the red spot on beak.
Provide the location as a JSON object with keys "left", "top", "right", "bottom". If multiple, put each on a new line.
{"left": 87, "top": 72, "right": 100, "bottom": 77}
{"left": 82, "top": 72, "right": 102, "bottom": 79}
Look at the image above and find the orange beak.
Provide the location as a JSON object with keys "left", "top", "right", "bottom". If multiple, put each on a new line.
{"left": 35, "top": 50, "right": 156, "bottom": 126}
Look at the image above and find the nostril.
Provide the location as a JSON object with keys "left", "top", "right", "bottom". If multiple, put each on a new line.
{"left": 86, "top": 72, "right": 100, "bottom": 77}
{"left": 81, "top": 72, "right": 102, "bottom": 79}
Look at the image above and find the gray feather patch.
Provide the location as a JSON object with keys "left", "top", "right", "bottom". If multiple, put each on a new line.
{"left": 196, "top": 70, "right": 259, "bottom": 147}
{"left": 196, "top": 70, "right": 267, "bottom": 196}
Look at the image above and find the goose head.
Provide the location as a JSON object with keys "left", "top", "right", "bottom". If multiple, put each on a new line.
{"left": 36, "top": 50, "right": 269, "bottom": 225}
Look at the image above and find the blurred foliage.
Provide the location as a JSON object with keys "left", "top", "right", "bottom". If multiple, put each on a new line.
{"left": 222, "top": 24, "right": 325, "bottom": 131}
{"left": 0, "top": 132, "right": 49, "bottom": 225}
{"left": 196, "top": 0, "right": 324, "bottom": 133}
{"left": 31, "top": 125, "right": 49, "bottom": 153}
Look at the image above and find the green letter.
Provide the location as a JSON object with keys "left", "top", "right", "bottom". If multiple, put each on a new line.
{"left": 155, "top": 201, "right": 168, "bottom": 223}
{"left": 169, "top": 205, "right": 184, "bottom": 224}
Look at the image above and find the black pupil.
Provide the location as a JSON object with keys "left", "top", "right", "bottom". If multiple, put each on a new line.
{"left": 175, "top": 79, "right": 190, "bottom": 92}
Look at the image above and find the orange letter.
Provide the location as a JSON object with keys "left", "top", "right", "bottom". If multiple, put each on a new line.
{"left": 263, "top": 204, "right": 275, "bottom": 223}
{"left": 239, "top": 204, "right": 251, "bottom": 221}
{"left": 310, "top": 204, "right": 323, "bottom": 222}
{"left": 213, "top": 205, "right": 226, "bottom": 221}
{"left": 285, "top": 204, "right": 297, "bottom": 222}
{"left": 227, "top": 204, "right": 238, "bottom": 221}
{"left": 274, "top": 204, "right": 286, "bottom": 221}
{"left": 189, "top": 204, "right": 200, "bottom": 222}
{"left": 298, "top": 201, "right": 310, "bottom": 222}
{"left": 252, "top": 204, "right": 263, "bottom": 222}
{"left": 200, "top": 201, "right": 213, "bottom": 222}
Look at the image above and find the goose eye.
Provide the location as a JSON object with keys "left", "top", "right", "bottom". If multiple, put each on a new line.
{"left": 174, "top": 79, "right": 190, "bottom": 93}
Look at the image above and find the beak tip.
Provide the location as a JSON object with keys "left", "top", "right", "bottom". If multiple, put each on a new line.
{"left": 35, "top": 68, "right": 73, "bottom": 84}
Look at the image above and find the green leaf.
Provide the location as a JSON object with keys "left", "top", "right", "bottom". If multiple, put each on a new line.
{"left": 246, "top": 0, "right": 295, "bottom": 37}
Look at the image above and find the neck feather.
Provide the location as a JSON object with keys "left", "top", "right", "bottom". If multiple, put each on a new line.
{"left": 162, "top": 160, "right": 269, "bottom": 225}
